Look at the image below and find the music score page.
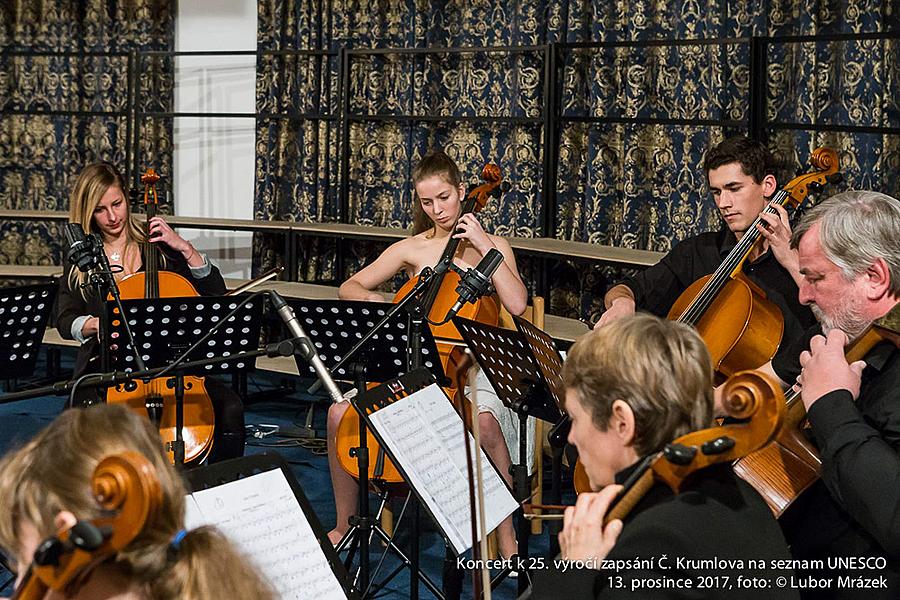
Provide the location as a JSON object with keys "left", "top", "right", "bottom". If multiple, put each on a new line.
{"left": 367, "top": 382, "right": 518, "bottom": 555}
{"left": 185, "top": 468, "right": 346, "bottom": 600}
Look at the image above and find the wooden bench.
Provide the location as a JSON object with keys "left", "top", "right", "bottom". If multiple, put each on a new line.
{"left": 0, "top": 265, "right": 63, "bottom": 279}
{"left": 0, "top": 210, "right": 663, "bottom": 269}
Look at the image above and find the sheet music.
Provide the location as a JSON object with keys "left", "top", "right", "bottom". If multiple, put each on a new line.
{"left": 186, "top": 468, "right": 346, "bottom": 600}
{"left": 368, "top": 383, "right": 518, "bottom": 554}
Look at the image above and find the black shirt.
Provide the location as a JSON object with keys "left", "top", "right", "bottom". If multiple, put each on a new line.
{"left": 531, "top": 463, "right": 798, "bottom": 599}
{"left": 773, "top": 327, "right": 900, "bottom": 597}
{"left": 619, "top": 228, "right": 816, "bottom": 348}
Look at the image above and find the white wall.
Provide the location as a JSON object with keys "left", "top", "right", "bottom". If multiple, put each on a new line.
{"left": 174, "top": 0, "right": 257, "bottom": 279}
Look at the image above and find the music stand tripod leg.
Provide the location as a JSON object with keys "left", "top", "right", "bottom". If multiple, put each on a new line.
{"left": 514, "top": 407, "right": 532, "bottom": 594}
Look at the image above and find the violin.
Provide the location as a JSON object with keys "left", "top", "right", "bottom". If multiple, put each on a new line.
{"left": 13, "top": 451, "right": 162, "bottom": 599}
{"left": 668, "top": 148, "right": 840, "bottom": 380}
{"left": 106, "top": 169, "right": 216, "bottom": 465}
{"left": 734, "top": 306, "right": 900, "bottom": 516}
{"left": 335, "top": 164, "right": 507, "bottom": 483}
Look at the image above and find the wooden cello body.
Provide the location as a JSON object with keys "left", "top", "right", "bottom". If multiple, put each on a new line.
{"left": 668, "top": 274, "right": 784, "bottom": 379}
{"left": 335, "top": 164, "right": 505, "bottom": 482}
{"left": 734, "top": 314, "right": 900, "bottom": 516}
{"left": 106, "top": 169, "right": 215, "bottom": 466}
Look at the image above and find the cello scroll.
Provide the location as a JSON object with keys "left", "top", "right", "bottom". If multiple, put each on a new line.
{"left": 14, "top": 451, "right": 162, "bottom": 599}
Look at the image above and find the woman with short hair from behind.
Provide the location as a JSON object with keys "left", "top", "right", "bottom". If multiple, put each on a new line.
{"left": 0, "top": 404, "right": 274, "bottom": 600}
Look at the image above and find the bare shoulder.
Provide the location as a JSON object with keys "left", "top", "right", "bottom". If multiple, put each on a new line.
{"left": 488, "top": 234, "right": 514, "bottom": 253}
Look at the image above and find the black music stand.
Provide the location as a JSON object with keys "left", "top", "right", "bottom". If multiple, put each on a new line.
{"left": 452, "top": 316, "right": 563, "bottom": 592}
{"left": 185, "top": 451, "right": 359, "bottom": 600}
{"left": 288, "top": 299, "right": 445, "bottom": 383}
{"left": 288, "top": 298, "right": 445, "bottom": 599}
{"left": 0, "top": 284, "right": 56, "bottom": 386}
{"left": 104, "top": 295, "right": 264, "bottom": 466}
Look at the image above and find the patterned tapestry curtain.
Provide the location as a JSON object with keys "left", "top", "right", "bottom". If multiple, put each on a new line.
{"left": 0, "top": 1, "right": 174, "bottom": 267}
{"left": 256, "top": 1, "right": 899, "bottom": 319}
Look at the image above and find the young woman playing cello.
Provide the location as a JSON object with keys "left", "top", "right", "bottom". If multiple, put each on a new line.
{"left": 328, "top": 150, "right": 529, "bottom": 558}
{"left": 55, "top": 162, "right": 244, "bottom": 462}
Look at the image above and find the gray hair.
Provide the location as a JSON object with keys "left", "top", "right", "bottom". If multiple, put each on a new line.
{"left": 791, "top": 190, "right": 900, "bottom": 297}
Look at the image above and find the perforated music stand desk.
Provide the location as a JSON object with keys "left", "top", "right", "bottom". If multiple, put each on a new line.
{"left": 287, "top": 299, "right": 446, "bottom": 385}
{"left": 287, "top": 298, "right": 447, "bottom": 600}
{"left": 185, "top": 451, "right": 359, "bottom": 600}
{"left": 452, "top": 316, "right": 563, "bottom": 425}
{"left": 104, "top": 295, "right": 264, "bottom": 375}
{"left": 0, "top": 283, "right": 56, "bottom": 381}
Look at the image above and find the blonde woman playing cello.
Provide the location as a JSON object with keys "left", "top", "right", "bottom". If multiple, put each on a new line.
{"left": 328, "top": 150, "right": 528, "bottom": 559}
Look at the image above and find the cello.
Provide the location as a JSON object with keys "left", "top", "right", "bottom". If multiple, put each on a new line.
{"left": 668, "top": 147, "right": 840, "bottom": 379}
{"left": 106, "top": 169, "right": 216, "bottom": 465}
{"left": 334, "top": 164, "right": 506, "bottom": 482}
{"left": 12, "top": 451, "right": 162, "bottom": 599}
{"left": 733, "top": 306, "right": 900, "bottom": 516}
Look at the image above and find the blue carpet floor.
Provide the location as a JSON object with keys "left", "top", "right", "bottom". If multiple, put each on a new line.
{"left": 0, "top": 349, "right": 556, "bottom": 599}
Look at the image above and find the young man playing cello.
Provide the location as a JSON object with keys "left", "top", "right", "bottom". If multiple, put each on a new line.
{"left": 595, "top": 136, "right": 816, "bottom": 346}
{"left": 327, "top": 150, "right": 528, "bottom": 558}
{"left": 530, "top": 314, "right": 797, "bottom": 599}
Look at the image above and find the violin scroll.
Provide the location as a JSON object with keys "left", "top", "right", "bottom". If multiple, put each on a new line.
{"left": 652, "top": 370, "right": 786, "bottom": 493}
{"left": 720, "top": 369, "right": 784, "bottom": 422}
{"left": 140, "top": 168, "right": 160, "bottom": 206}
{"left": 91, "top": 452, "right": 163, "bottom": 550}
{"left": 465, "top": 163, "right": 505, "bottom": 213}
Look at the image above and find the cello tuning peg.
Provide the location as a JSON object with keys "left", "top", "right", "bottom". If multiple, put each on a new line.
{"left": 33, "top": 536, "right": 65, "bottom": 567}
{"left": 69, "top": 521, "right": 105, "bottom": 552}
{"left": 808, "top": 182, "right": 822, "bottom": 192}
{"left": 662, "top": 442, "right": 697, "bottom": 465}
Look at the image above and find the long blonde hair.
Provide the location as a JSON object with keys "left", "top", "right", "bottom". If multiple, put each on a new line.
{"left": 0, "top": 405, "right": 275, "bottom": 600}
{"left": 67, "top": 162, "right": 148, "bottom": 294}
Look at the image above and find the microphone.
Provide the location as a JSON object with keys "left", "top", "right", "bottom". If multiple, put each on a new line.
{"left": 64, "top": 223, "right": 98, "bottom": 272}
{"left": 489, "top": 180, "right": 512, "bottom": 199}
{"left": 447, "top": 248, "right": 505, "bottom": 319}
{"left": 268, "top": 290, "right": 344, "bottom": 404}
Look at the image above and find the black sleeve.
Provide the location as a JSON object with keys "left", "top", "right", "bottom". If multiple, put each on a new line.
{"left": 618, "top": 238, "right": 701, "bottom": 318}
{"left": 55, "top": 262, "right": 91, "bottom": 340}
{"left": 771, "top": 325, "right": 820, "bottom": 384}
{"left": 807, "top": 389, "right": 900, "bottom": 558}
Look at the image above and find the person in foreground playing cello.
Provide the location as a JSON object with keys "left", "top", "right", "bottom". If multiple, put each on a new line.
{"left": 531, "top": 314, "right": 797, "bottom": 599}
{"left": 0, "top": 403, "right": 274, "bottom": 599}
{"left": 595, "top": 136, "right": 815, "bottom": 343}
{"left": 55, "top": 162, "right": 244, "bottom": 462}
{"left": 328, "top": 149, "right": 528, "bottom": 557}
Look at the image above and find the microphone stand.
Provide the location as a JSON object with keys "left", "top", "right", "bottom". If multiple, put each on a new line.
{"left": 0, "top": 340, "right": 297, "bottom": 406}
{"left": 76, "top": 235, "right": 146, "bottom": 402}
